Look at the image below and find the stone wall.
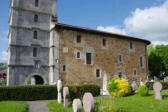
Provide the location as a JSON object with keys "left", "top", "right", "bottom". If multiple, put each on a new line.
{"left": 58, "top": 29, "right": 148, "bottom": 87}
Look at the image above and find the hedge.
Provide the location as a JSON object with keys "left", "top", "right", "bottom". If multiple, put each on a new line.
{"left": 0, "top": 84, "right": 100, "bottom": 101}
{"left": 146, "top": 82, "right": 168, "bottom": 90}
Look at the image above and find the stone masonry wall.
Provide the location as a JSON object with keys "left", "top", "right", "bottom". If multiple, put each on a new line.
{"left": 58, "top": 29, "right": 148, "bottom": 87}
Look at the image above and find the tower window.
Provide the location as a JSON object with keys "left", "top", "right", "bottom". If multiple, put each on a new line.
{"left": 34, "top": 14, "right": 38, "bottom": 22}
{"left": 63, "top": 65, "right": 66, "bottom": 72}
{"left": 130, "top": 41, "right": 133, "bottom": 49}
{"left": 34, "top": 60, "right": 40, "bottom": 69}
{"left": 86, "top": 53, "right": 92, "bottom": 65}
{"left": 77, "top": 35, "right": 81, "bottom": 43}
{"left": 33, "top": 48, "right": 37, "bottom": 57}
{"left": 118, "top": 72, "right": 122, "bottom": 78}
{"left": 77, "top": 52, "right": 81, "bottom": 59}
{"left": 34, "top": 31, "right": 37, "bottom": 39}
{"left": 119, "top": 54, "right": 123, "bottom": 64}
{"left": 96, "top": 69, "right": 101, "bottom": 78}
{"left": 140, "top": 56, "right": 144, "bottom": 68}
{"left": 35, "top": 0, "right": 38, "bottom": 7}
{"left": 102, "top": 38, "right": 106, "bottom": 47}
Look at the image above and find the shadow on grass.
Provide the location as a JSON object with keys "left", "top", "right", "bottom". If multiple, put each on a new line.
{"left": 163, "top": 95, "right": 168, "bottom": 99}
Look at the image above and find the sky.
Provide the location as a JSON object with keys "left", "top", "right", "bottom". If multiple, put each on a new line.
{"left": 0, "top": 0, "right": 168, "bottom": 62}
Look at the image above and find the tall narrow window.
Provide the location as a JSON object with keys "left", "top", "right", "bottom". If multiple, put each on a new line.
{"left": 63, "top": 65, "right": 66, "bottom": 72}
{"left": 35, "top": 0, "right": 38, "bottom": 7}
{"left": 130, "top": 41, "right": 133, "bottom": 49}
{"left": 33, "top": 48, "right": 37, "bottom": 57}
{"left": 34, "top": 14, "right": 38, "bottom": 22}
{"left": 133, "top": 69, "right": 137, "bottom": 76}
{"left": 86, "top": 53, "right": 92, "bottom": 65}
{"left": 102, "top": 38, "right": 106, "bottom": 47}
{"left": 77, "top": 35, "right": 81, "bottom": 43}
{"left": 77, "top": 52, "right": 81, "bottom": 59}
{"left": 34, "top": 31, "right": 37, "bottom": 39}
{"left": 140, "top": 56, "right": 144, "bottom": 68}
{"left": 96, "top": 69, "right": 101, "bottom": 78}
{"left": 118, "top": 72, "right": 122, "bottom": 78}
{"left": 119, "top": 55, "right": 123, "bottom": 64}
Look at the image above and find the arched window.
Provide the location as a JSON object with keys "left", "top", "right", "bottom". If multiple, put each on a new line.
{"left": 33, "top": 48, "right": 37, "bottom": 57}
{"left": 35, "top": 0, "right": 38, "bottom": 7}
{"left": 34, "top": 14, "right": 38, "bottom": 22}
{"left": 34, "top": 31, "right": 37, "bottom": 39}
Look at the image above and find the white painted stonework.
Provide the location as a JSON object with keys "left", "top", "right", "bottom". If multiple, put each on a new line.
{"left": 102, "top": 74, "right": 109, "bottom": 95}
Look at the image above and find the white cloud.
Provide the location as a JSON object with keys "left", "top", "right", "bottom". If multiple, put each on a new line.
{"left": 0, "top": 51, "right": 8, "bottom": 63}
{"left": 124, "top": 0, "right": 168, "bottom": 44}
{"left": 97, "top": 26, "right": 126, "bottom": 35}
{"left": 97, "top": 1, "right": 168, "bottom": 45}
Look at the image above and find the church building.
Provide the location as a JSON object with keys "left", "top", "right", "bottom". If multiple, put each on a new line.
{"left": 7, "top": 0, "right": 150, "bottom": 86}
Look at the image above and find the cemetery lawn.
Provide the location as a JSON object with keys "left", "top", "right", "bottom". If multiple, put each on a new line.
{"left": 0, "top": 101, "right": 28, "bottom": 112}
{"left": 47, "top": 100, "right": 85, "bottom": 112}
{"left": 95, "top": 90, "right": 168, "bottom": 112}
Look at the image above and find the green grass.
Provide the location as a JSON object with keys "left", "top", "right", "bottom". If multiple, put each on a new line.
{"left": 95, "top": 90, "right": 168, "bottom": 112}
{"left": 0, "top": 101, "right": 28, "bottom": 112}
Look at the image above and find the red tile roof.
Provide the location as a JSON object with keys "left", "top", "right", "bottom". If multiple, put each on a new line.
{"left": 55, "top": 23, "right": 151, "bottom": 45}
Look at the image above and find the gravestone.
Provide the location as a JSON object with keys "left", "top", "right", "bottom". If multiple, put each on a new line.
{"left": 131, "top": 81, "right": 138, "bottom": 93}
{"left": 72, "top": 99, "right": 82, "bottom": 112}
{"left": 57, "top": 80, "right": 62, "bottom": 104}
{"left": 102, "top": 74, "right": 109, "bottom": 95}
{"left": 83, "top": 93, "right": 94, "bottom": 112}
{"left": 153, "top": 82, "right": 162, "bottom": 100}
{"left": 31, "top": 77, "right": 35, "bottom": 85}
{"left": 63, "top": 87, "right": 69, "bottom": 108}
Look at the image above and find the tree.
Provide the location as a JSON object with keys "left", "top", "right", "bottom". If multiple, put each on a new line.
{"left": 148, "top": 45, "right": 168, "bottom": 79}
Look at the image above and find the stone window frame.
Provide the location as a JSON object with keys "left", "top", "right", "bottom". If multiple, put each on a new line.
{"left": 85, "top": 52, "right": 93, "bottom": 65}
{"left": 95, "top": 68, "right": 102, "bottom": 79}
{"left": 33, "top": 47, "right": 38, "bottom": 57}
{"left": 133, "top": 68, "right": 138, "bottom": 76}
{"left": 76, "top": 35, "right": 82, "bottom": 43}
{"left": 62, "top": 64, "right": 67, "bottom": 72}
{"left": 34, "top": 14, "right": 38, "bottom": 22}
{"left": 140, "top": 55, "right": 145, "bottom": 69}
{"left": 129, "top": 41, "right": 135, "bottom": 52}
{"left": 35, "top": 0, "right": 39, "bottom": 7}
{"left": 118, "top": 54, "right": 123, "bottom": 64}
{"left": 33, "top": 30, "right": 38, "bottom": 39}
{"left": 76, "top": 51, "right": 81, "bottom": 59}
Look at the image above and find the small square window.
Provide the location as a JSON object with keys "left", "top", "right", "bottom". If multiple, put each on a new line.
{"left": 77, "top": 35, "right": 81, "bottom": 43}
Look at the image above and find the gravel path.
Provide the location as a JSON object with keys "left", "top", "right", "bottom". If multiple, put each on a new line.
{"left": 27, "top": 100, "right": 50, "bottom": 112}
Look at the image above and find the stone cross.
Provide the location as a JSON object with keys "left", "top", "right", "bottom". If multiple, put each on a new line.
{"left": 83, "top": 93, "right": 94, "bottom": 112}
{"left": 131, "top": 81, "right": 138, "bottom": 93}
{"left": 57, "top": 80, "right": 62, "bottom": 104}
{"left": 72, "top": 99, "right": 82, "bottom": 112}
{"left": 153, "top": 82, "right": 162, "bottom": 100}
{"left": 63, "top": 87, "right": 69, "bottom": 108}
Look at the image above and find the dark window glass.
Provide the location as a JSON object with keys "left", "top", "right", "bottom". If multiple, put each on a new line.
{"left": 77, "top": 52, "right": 80, "bottom": 59}
{"left": 34, "top": 31, "right": 37, "bottom": 39}
{"left": 86, "top": 53, "right": 92, "bottom": 64}
{"left": 118, "top": 72, "right": 122, "bottom": 78}
{"left": 103, "top": 38, "right": 106, "bottom": 46}
{"left": 119, "top": 55, "right": 122, "bottom": 63}
{"left": 77, "top": 35, "right": 81, "bottom": 43}
{"left": 140, "top": 57, "right": 143, "bottom": 67}
{"left": 63, "top": 65, "right": 66, "bottom": 72}
{"left": 33, "top": 48, "right": 37, "bottom": 57}
{"left": 35, "top": 0, "right": 38, "bottom": 7}
{"left": 35, "top": 60, "right": 40, "bottom": 69}
{"left": 134, "top": 69, "right": 137, "bottom": 75}
{"left": 96, "top": 69, "right": 100, "bottom": 78}
{"left": 34, "top": 14, "right": 38, "bottom": 22}
{"left": 130, "top": 41, "right": 133, "bottom": 49}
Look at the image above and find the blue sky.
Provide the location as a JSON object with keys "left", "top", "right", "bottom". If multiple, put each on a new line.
{"left": 0, "top": 0, "right": 168, "bottom": 62}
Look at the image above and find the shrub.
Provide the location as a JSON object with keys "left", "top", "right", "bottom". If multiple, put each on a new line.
{"left": 146, "top": 81, "right": 168, "bottom": 90}
{"left": 107, "top": 78, "right": 131, "bottom": 97}
{"left": 0, "top": 84, "right": 100, "bottom": 101}
{"left": 138, "top": 85, "right": 149, "bottom": 96}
